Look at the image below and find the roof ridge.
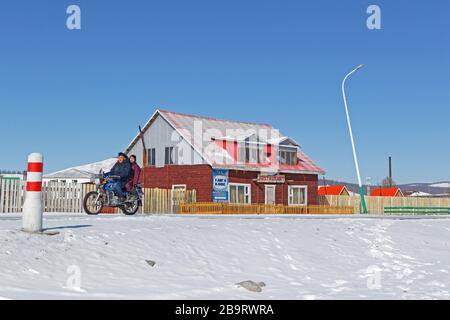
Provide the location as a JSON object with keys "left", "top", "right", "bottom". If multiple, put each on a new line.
{"left": 158, "top": 109, "right": 273, "bottom": 127}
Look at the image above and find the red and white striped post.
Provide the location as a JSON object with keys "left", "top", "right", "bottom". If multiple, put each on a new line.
{"left": 22, "top": 153, "right": 44, "bottom": 233}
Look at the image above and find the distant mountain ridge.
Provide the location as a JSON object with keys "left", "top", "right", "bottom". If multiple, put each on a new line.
{"left": 319, "top": 179, "right": 450, "bottom": 195}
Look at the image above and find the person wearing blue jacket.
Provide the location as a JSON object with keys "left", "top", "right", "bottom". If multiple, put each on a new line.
{"left": 108, "top": 152, "right": 131, "bottom": 201}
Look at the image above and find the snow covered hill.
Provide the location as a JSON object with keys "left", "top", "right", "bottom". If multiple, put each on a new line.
{"left": 430, "top": 182, "right": 450, "bottom": 188}
{"left": 0, "top": 214, "right": 449, "bottom": 299}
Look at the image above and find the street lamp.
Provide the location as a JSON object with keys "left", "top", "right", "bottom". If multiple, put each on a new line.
{"left": 342, "top": 64, "right": 367, "bottom": 214}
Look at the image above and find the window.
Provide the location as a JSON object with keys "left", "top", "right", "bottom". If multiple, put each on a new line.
{"left": 238, "top": 142, "right": 246, "bottom": 163}
{"left": 279, "top": 150, "right": 298, "bottom": 166}
{"left": 229, "top": 183, "right": 251, "bottom": 204}
{"left": 147, "top": 148, "right": 156, "bottom": 166}
{"left": 238, "top": 142, "right": 265, "bottom": 164}
{"left": 288, "top": 186, "right": 307, "bottom": 206}
{"left": 165, "top": 146, "right": 177, "bottom": 165}
{"left": 246, "top": 145, "right": 258, "bottom": 163}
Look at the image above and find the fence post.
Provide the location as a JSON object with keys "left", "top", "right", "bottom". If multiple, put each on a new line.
{"left": 0, "top": 178, "right": 3, "bottom": 213}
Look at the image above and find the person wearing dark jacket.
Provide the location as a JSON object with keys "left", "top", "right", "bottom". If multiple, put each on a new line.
{"left": 108, "top": 152, "right": 131, "bottom": 200}
{"left": 125, "top": 155, "right": 141, "bottom": 193}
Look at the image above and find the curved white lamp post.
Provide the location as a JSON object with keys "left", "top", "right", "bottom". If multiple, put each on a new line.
{"left": 342, "top": 64, "right": 367, "bottom": 214}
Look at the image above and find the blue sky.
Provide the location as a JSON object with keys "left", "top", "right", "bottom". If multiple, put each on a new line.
{"left": 0, "top": 0, "right": 448, "bottom": 184}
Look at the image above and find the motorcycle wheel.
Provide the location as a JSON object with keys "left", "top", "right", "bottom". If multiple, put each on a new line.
{"left": 83, "top": 191, "right": 103, "bottom": 215}
{"left": 121, "top": 201, "right": 139, "bottom": 215}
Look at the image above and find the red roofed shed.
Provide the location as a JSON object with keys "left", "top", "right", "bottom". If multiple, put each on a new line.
{"left": 370, "top": 187, "right": 404, "bottom": 197}
{"left": 318, "top": 185, "right": 350, "bottom": 196}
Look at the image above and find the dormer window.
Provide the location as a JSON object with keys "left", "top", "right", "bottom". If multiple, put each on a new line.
{"left": 237, "top": 140, "right": 267, "bottom": 164}
{"left": 279, "top": 150, "right": 298, "bottom": 166}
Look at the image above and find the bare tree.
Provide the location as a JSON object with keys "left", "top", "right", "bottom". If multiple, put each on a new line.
{"left": 382, "top": 176, "right": 396, "bottom": 188}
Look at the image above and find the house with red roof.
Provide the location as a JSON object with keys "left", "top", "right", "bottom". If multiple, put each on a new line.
{"left": 318, "top": 185, "right": 350, "bottom": 196}
{"left": 370, "top": 187, "right": 404, "bottom": 197}
{"left": 125, "top": 109, "right": 324, "bottom": 206}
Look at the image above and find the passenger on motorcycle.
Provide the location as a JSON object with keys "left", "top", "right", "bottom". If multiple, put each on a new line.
{"left": 106, "top": 152, "right": 131, "bottom": 201}
{"left": 125, "top": 154, "right": 141, "bottom": 194}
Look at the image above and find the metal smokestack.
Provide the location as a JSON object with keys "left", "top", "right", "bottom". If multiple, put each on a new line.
{"left": 389, "top": 156, "right": 392, "bottom": 187}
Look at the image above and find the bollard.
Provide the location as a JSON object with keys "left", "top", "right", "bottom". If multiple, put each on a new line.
{"left": 22, "top": 153, "right": 44, "bottom": 233}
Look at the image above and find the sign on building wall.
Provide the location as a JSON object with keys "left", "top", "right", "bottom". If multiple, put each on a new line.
{"left": 212, "top": 169, "right": 229, "bottom": 202}
{"left": 257, "top": 174, "right": 286, "bottom": 184}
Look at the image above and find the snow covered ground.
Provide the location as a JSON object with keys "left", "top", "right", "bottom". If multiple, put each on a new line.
{"left": 0, "top": 213, "right": 449, "bottom": 300}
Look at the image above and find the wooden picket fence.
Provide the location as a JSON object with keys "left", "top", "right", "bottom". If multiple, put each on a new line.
{"left": 0, "top": 177, "right": 196, "bottom": 214}
{"left": 177, "top": 203, "right": 354, "bottom": 215}
{"left": 0, "top": 178, "right": 23, "bottom": 213}
{"left": 0, "top": 178, "right": 98, "bottom": 213}
{"left": 42, "top": 182, "right": 97, "bottom": 213}
{"left": 319, "top": 195, "right": 450, "bottom": 214}
{"left": 2, "top": 176, "right": 447, "bottom": 216}
{"left": 142, "top": 188, "right": 196, "bottom": 214}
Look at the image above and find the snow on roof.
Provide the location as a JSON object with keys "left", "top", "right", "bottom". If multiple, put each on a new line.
{"left": 126, "top": 109, "right": 324, "bottom": 175}
{"left": 44, "top": 158, "right": 117, "bottom": 179}
{"left": 409, "top": 191, "right": 432, "bottom": 197}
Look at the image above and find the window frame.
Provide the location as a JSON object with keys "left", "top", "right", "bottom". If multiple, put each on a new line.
{"left": 279, "top": 150, "right": 298, "bottom": 166}
{"left": 288, "top": 185, "right": 308, "bottom": 206}
{"left": 147, "top": 148, "right": 156, "bottom": 166}
{"left": 164, "top": 146, "right": 177, "bottom": 165}
{"left": 228, "top": 183, "right": 252, "bottom": 204}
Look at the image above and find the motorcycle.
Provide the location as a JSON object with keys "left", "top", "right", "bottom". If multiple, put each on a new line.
{"left": 83, "top": 170, "right": 143, "bottom": 215}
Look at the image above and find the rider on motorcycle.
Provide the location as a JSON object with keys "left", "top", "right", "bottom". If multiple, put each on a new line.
{"left": 125, "top": 154, "right": 141, "bottom": 196}
{"left": 107, "top": 152, "right": 131, "bottom": 201}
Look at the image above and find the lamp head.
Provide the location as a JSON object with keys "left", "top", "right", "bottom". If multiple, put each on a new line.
{"left": 356, "top": 64, "right": 364, "bottom": 70}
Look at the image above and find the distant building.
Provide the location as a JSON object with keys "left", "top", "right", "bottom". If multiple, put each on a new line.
{"left": 404, "top": 191, "right": 430, "bottom": 197}
{"left": 370, "top": 187, "right": 404, "bottom": 197}
{"left": 318, "top": 185, "right": 350, "bottom": 196}
{"left": 407, "top": 191, "right": 449, "bottom": 198}
{"left": 0, "top": 170, "right": 26, "bottom": 181}
{"left": 43, "top": 158, "right": 117, "bottom": 184}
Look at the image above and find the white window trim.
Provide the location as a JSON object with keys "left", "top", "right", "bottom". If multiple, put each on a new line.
{"left": 172, "top": 184, "right": 187, "bottom": 191}
{"left": 288, "top": 185, "right": 308, "bottom": 206}
{"left": 228, "top": 183, "right": 252, "bottom": 204}
{"left": 265, "top": 185, "right": 276, "bottom": 205}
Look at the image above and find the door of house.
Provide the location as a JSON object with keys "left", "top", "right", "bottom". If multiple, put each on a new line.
{"left": 265, "top": 185, "right": 276, "bottom": 205}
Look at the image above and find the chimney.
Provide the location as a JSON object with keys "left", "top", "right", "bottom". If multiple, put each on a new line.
{"left": 389, "top": 156, "right": 392, "bottom": 187}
